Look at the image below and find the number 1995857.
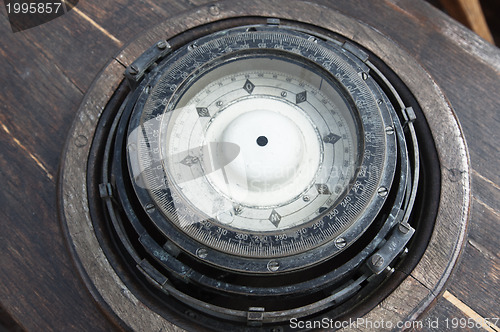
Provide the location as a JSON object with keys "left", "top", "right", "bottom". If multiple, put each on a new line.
{"left": 6, "top": 2, "right": 63, "bottom": 14}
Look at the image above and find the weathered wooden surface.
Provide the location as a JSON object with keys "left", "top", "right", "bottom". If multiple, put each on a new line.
{"left": 0, "top": 0, "right": 498, "bottom": 330}
{"left": 439, "top": 0, "right": 494, "bottom": 43}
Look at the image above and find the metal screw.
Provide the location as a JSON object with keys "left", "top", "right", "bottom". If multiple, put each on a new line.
{"left": 448, "top": 168, "right": 462, "bottom": 182}
{"left": 145, "top": 203, "right": 155, "bottom": 213}
{"left": 385, "top": 126, "right": 394, "bottom": 135}
{"left": 267, "top": 260, "right": 280, "bottom": 272}
{"left": 371, "top": 254, "right": 384, "bottom": 267}
{"left": 307, "top": 36, "right": 318, "bottom": 43}
{"left": 398, "top": 222, "right": 410, "bottom": 234}
{"left": 377, "top": 99, "right": 383, "bottom": 104}
{"left": 196, "top": 248, "right": 208, "bottom": 259}
{"left": 303, "top": 195, "right": 310, "bottom": 202}
{"left": 74, "top": 134, "right": 88, "bottom": 147}
{"left": 156, "top": 40, "right": 168, "bottom": 50}
{"left": 185, "top": 310, "right": 197, "bottom": 319}
{"left": 377, "top": 186, "right": 388, "bottom": 197}
{"left": 361, "top": 72, "right": 368, "bottom": 80}
{"left": 129, "top": 65, "right": 138, "bottom": 75}
{"left": 335, "top": 237, "right": 346, "bottom": 249}
{"left": 209, "top": 5, "right": 220, "bottom": 16}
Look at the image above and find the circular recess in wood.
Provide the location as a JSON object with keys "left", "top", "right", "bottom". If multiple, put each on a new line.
{"left": 59, "top": 1, "right": 470, "bottom": 331}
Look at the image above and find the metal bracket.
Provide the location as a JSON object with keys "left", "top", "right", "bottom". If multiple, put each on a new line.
{"left": 267, "top": 18, "right": 280, "bottom": 26}
{"left": 247, "top": 307, "right": 265, "bottom": 327}
{"left": 366, "top": 222, "right": 415, "bottom": 274}
{"left": 137, "top": 259, "right": 168, "bottom": 288}
{"left": 125, "top": 40, "right": 172, "bottom": 89}
{"left": 342, "top": 41, "right": 369, "bottom": 63}
{"left": 403, "top": 106, "right": 417, "bottom": 127}
{"left": 99, "top": 183, "right": 113, "bottom": 199}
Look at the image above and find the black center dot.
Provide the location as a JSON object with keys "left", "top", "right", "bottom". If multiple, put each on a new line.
{"left": 256, "top": 136, "right": 268, "bottom": 147}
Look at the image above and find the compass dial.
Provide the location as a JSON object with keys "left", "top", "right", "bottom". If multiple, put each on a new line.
{"left": 165, "top": 58, "right": 357, "bottom": 233}
{"left": 126, "top": 27, "right": 397, "bottom": 272}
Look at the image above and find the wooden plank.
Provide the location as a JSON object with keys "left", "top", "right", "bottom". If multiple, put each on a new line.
{"left": 0, "top": 21, "right": 82, "bottom": 177}
{"left": 0, "top": 8, "right": 119, "bottom": 94}
{"left": 0, "top": 0, "right": 194, "bottom": 94}
{"left": 72, "top": 0, "right": 193, "bottom": 43}
{"left": 468, "top": 189, "right": 500, "bottom": 265}
{"left": 342, "top": 275, "right": 430, "bottom": 332}
{"left": 414, "top": 295, "right": 486, "bottom": 331}
{"left": 446, "top": 199, "right": 500, "bottom": 319}
{"left": 439, "top": 0, "right": 494, "bottom": 43}
{"left": 471, "top": 170, "right": 500, "bottom": 215}
{"left": 0, "top": 133, "right": 116, "bottom": 331}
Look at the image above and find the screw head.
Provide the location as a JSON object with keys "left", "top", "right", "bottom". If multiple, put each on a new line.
{"left": 335, "top": 237, "right": 346, "bottom": 249}
{"left": 398, "top": 223, "right": 410, "bottom": 234}
{"left": 371, "top": 254, "right": 384, "bottom": 267}
{"left": 448, "top": 168, "right": 462, "bottom": 182}
{"left": 377, "top": 186, "right": 388, "bottom": 197}
{"left": 145, "top": 203, "right": 155, "bottom": 213}
{"left": 74, "top": 134, "right": 88, "bottom": 147}
{"left": 156, "top": 40, "right": 167, "bottom": 49}
{"left": 209, "top": 5, "right": 220, "bottom": 16}
{"left": 129, "top": 65, "right": 138, "bottom": 75}
{"left": 267, "top": 260, "right": 280, "bottom": 272}
{"left": 185, "top": 310, "right": 197, "bottom": 319}
{"left": 196, "top": 248, "right": 208, "bottom": 259}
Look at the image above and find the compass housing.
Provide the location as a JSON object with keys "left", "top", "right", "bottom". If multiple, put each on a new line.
{"left": 84, "top": 22, "right": 425, "bottom": 329}
{"left": 124, "top": 27, "right": 401, "bottom": 276}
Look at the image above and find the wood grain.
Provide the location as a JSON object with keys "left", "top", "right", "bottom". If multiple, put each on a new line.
{"left": 414, "top": 295, "right": 485, "bottom": 331}
{"left": 471, "top": 170, "right": 500, "bottom": 215}
{"left": 0, "top": 123, "right": 115, "bottom": 331}
{"left": 446, "top": 199, "right": 500, "bottom": 319}
{"left": 0, "top": 16, "right": 81, "bottom": 177}
{"left": 439, "top": 0, "right": 494, "bottom": 43}
{"left": 342, "top": 276, "right": 430, "bottom": 332}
